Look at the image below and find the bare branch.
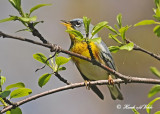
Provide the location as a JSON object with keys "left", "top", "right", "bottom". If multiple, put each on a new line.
{"left": 126, "top": 39, "right": 160, "bottom": 61}
{"left": 0, "top": 31, "right": 160, "bottom": 81}
{"left": 1, "top": 78, "right": 160, "bottom": 113}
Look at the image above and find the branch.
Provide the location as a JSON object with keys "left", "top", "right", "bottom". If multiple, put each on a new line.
{"left": 126, "top": 39, "right": 160, "bottom": 61}
{"left": 0, "top": 31, "right": 160, "bottom": 82}
{"left": 1, "top": 78, "right": 160, "bottom": 113}
{"left": 1, "top": 31, "right": 160, "bottom": 113}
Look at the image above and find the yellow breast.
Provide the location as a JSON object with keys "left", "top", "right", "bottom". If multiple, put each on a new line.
{"left": 70, "top": 41, "right": 102, "bottom": 63}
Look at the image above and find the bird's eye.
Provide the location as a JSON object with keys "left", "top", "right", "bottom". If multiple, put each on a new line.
{"left": 75, "top": 21, "right": 81, "bottom": 27}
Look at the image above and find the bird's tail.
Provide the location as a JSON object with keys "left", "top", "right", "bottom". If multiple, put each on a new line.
{"left": 90, "top": 85, "right": 104, "bottom": 100}
{"left": 108, "top": 85, "right": 123, "bottom": 100}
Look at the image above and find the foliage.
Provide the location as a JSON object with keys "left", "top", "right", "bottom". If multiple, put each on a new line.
{"left": 0, "top": 71, "right": 32, "bottom": 114}
{"left": 0, "top": 0, "right": 51, "bottom": 33}
{"left": 33, "top": 53, "right": 70, "bottom": 87}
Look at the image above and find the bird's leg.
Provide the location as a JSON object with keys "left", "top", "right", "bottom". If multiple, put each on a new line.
{"left": 84, "top": 80, "right": 91, "bottom": 90}
{"left": 108, "top": 75, "right": 114, "bottom": 85}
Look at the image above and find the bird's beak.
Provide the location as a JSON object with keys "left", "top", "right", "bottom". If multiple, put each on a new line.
{"left": 61, "top": 20, "right": 73, "bottom": 30}
{"left": 61, "top": 20, "right": 71, "bottom": 27}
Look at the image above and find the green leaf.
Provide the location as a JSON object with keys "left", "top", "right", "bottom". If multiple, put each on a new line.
{"left": 15, "top": 29, "right": 30, "bottom": 33}
{"left": 55, "top": 56, "right": 71, "bottom": 66}
{"left": 33, "top": 53, "right": 50, "bottom": 66}
{"left": 32, "top": 21, "right": 44, "bottom": 27}
{"left": 65, "top": 30, "right": 83, "bottom": 38}
{"left": 18, "top": 16, "right": 37, "bottom": 22}
{"left": 148, "top": 85, "right": 160, "bottom": 98}
{"left": 150, "top": 67, "right": 160, "bottom": 78}
{"left": 117, "top": 13, "right": 122, "bottom": 28}
{"left": 0, "top": 16, "right": 16, "bottom": 23}
{"left": 6, "top": 82, "right": 25, "bottom": 90}
{"left": 83, "top": 16, "right": 91, "bottom": 37}
{"left": 120, "top": 42, "right": 134, "bottom": 51}
{"left": 0, "top": 76, "right": 6, "bottom": 86}
{"left": 134, "top": 20, "right": 157, "bottom": 26}
{"left": 132, "top": 108, "right": 140, "bottom": 114}
{"left": 108, "top": 33, "right": 122, "bottom": 44}
{"left": 38, "top": 73, "right": 52, "bottom": 88}
{"left": 155, "top": 0, "right": 160, "bottom": 7}
{"left": 29, "top": 4, "right": 52, "bottom": 15}
{"left": 58, "top": 67, "right": 66, "bottom": 71}
{"left": 119, "top": 25, "right": 131, "bottom": 41}
{"left": 105, "top": 25, "right": 118, "bottom": 34}
{"left": 88, "top": 37, "right": 102, "bottom": 44}
{"left": 10, "top": 88, "right": 32, "bottom": 99}
{"left": 91, "top": 21, "right": 108, "bottom": 38}
{"left": 155, "top": 111, "right": 160, "bottom": 114}
{"left": 8, "top": 0, "right": 21, "bottom": 11}
{"left": 6, "top": 107, "right": 22, "bottom": 114}
{"left": 109, "top": 46, "right": 120, "bottom": 53}
{"left": 0, "top": 90, "right": 11, "bottom": 98}
{"left": 154, "top": 25, "right": 160, "bottom": 37}
{"left": 146, "top": 97, "right": 160, "bottom": 114}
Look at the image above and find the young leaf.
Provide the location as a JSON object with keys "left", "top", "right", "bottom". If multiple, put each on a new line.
{"left": 55, "top": 56, "right": 71, "bottom": 66}
{"left": 6, "top": 82, "right": 25, "bottom": 90}
{"left": 155, "top": 111, "right": 160, "bottom": 114}
{"left": 119, "top": 42, "right": 134, "bottom": 51}
{"left": 29, "top": 4, "right": 52, "bottom": 15}
{"left": 119, "top": 25, "right": 131, "bottom": 41}
{"left": 109, "top": 46, "right": 120, "bottom": 53}
{"left": 150, "top": 67, "right": 160, "bottom": 78}
{"left": 10, "top": 88, "right": 32, "bottom": 99}
{"left": 146, "top": 97, "right": 160, "bottom": 114}
{"left": 155, "top": 0, "right": 160, "bottom": 7}
{"left": 134, "top": 20, "right": 157, "bottom": 26}
{"left": 33, "top": 53, "right": 50, "bottom": 66}
{"left": 38, "top": 73, "right": 52, "bottom": 88}
{"left": 0, "top": 76, "right": 6, "bottom": 86}
{"left": 18, "top": 16, "right": 37, "bottom": 22}
{"left": 16, "top": 29, "right": 30, "bottom": 33}
{"left": 58, "top": 67, "right": 66, "bottom": 71}
{"left": 83, "top": 16, "right": 91, "bottom": 37}
{"left": 91, "top": 21, "right": 108, "bottom": 38}
{"left": 117, "top": 13, "right": 122, "bottom": 28}
{"left": 154, "top": 25, "right": 160, "bottom": 37}
{"left": 105, "top": 25, "right": 118, "bottom": 34}
{"left": 148, "top": 85, "right": 160, "bottom": 98}
{"left": 6, "top": 107, "right": 22, "bottom": 114}
{"left": 88, "top": 37, "right": 102, "bottom": 44}
{"left": 8, "top": 0, "right": 21, "bottom": 11}
{"left": 132, "top": 108, "right": 140, "bottom": 114}
{"left": 0, "top": 90, "right": 11, "bottom": 98}
{"left": 0, "top": 16, "right": 16, "bottom": 23}
{"left": 108, "top": 33, "right": 122, "bottom": 44}
{"left": 65, "top": 30, "right": 83, "bottom": 38}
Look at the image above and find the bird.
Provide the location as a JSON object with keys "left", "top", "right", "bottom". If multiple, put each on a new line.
{"left": 61, "top": 18, "right": 123, "bottom": 100}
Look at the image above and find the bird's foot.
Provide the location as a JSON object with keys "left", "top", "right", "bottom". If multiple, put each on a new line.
{"left": 84, "top": 80, "right": 91, "bottom": 90}
{"left": 108, "top": 75, "right": 114, "bottom": 85}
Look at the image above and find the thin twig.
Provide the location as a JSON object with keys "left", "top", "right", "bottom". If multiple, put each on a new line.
{"left": 126, "top": 39, "right": 160, "bottom": 61}
{"left": 1, "top": 78, "right": 160, "bottom": 113}
{"left": 1, "top": 31, "right": 160, "bottom": 113}
{"left": 28, "top": 23, "right": 48, "bottom": 44}
{"left": 0, "top": 31, "right": 160, "bottom": 81}
{"left": 35, "top": 51, "right": 58, "bottom": 72}
{"left": 54, "top": 72, "right": 71, "bottom": 85}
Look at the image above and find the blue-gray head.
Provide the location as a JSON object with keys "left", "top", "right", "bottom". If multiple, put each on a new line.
{"left": 69, "top": 18, "right": 98, "bottom": 38}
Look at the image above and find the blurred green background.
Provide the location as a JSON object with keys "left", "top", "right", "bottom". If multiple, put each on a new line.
{"left": 0, "top": 0, "right": 160, "bottom": 114}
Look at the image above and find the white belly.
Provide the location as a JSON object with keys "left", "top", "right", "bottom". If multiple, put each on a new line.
{"left": 77, "top": 60, "right": 109, "bottom": 80}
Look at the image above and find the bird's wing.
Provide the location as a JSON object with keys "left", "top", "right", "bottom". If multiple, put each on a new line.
{"left": 75, "top": 63, "right": 104, "bottom": 100}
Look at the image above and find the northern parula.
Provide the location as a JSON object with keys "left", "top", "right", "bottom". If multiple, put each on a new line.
{"left": 62, "top": 18, "right": 123, "bottom": 100}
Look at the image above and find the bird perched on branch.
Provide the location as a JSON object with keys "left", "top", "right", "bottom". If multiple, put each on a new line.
{"left": 62, "top": 18, "right": 123, "bottom": 100}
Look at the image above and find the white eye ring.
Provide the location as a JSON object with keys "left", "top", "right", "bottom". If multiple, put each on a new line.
{"left": 76, "top": 21, "right": 81, "bottom": 27}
